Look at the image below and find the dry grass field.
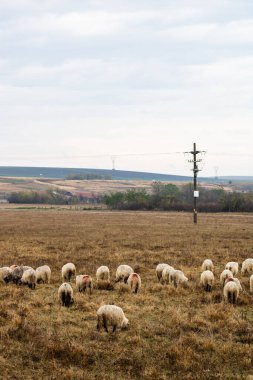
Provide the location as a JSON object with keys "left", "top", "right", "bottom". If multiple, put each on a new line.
{"left": 0, "top": 210, "right": 252, "bottom": 379}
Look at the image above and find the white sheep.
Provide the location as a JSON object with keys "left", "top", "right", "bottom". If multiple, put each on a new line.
{"left": 115, "top": 265, "right": 133, "bottom": 283}
{"left": 223, "top": 279, "right": 240, "bottom": 304}
{"left": 0, "top": 267, "right": 11, "bottom": 282}
{"left": 76, "top": 275, "right": 92, "bottom": 294}
{"left": 97, "top": 305, "right": 129, "bottom": 333}
{"left": 20, "top": 268, "right": 36, "bottom": 289}
{"left": 156, "top": 263, "right": 172, "bottom": 283}
{"left": 220, "top": 269, "right": 233, "bottom": 286}
{"left": 171, "top": 270, "right": 188, "bottom": 287}
{"left": 201, "top": 259, "right": 214, "bottom": 272}
{"left": 161, "top": 266, "right": 175, "bottom": 284}
{"left": 127, "top": 273, "right": 141, "bottom": 293}
{"left": 232, "top": 277, "right": 243, "bottom": 292}
{"left": 241, "top": 258, "right": 253, "bottom": 275}
{"left": 250, "top": 274, "right": 253, "bottom": 293}
{"left": 96, "top": 266, "right": 110, "bottom": 282}
{"left": 225, "top": 261, "right": 239, "bottom": 276}
{"left": 4, "top": 266, "right": 26, "bottom": 284}
{"left": 58, "top": 283, "right": 74, "bottom": 307}
{"left": 35, "top": 265, "right": 51, "bottom": 284}
{"left": 61, "top": 263, "right": 76, "bottom": 282}
{"left": 200, "top": 270, "right": 215, "bottom": 292}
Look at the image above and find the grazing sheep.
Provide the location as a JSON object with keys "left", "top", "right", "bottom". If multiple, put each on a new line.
{"left": 96, "top": 266, "right": 110, "bottom": 282}
{"left": 0, "top": 267, "right": 11, "bottom": 282}
{"left": 161, "top": 266, "right": 175, "bottom": 284}
{"left": 97, "top": 305, "right": 129, "bottom": 333}
{"left": 20, "top": 268, "right": 36, "bottom": 289}
{"left": 232, "top": 277, "right": 243, "bottom": 292}
{"left": 127, "top": 273, "right": 141, "bottom": 293}
{"left": 250, "top": 275, "right": 253, "bottom": 293}
{"left": 61, "top": 263, "right": 76, "bottom": 282}
{"left": 223, "top": 279, "right": 240, "bottom": 304}
{"left": 200, "top": 270, "right": 215, "bottom": 292}
{"left": 115, "top": 265, "right": 133, "bottom": 283}
{"left": 225, "top": 262, "right": 239, "bottom": 276}
{"left": 220, "top": 269, "right": 233, "bottom": 286}
{"left": 36, "top": 265, "right": 51, "bottom": 284}
{"left": 201, "top": 259, "right": 214, "bottom": 272}
{"left": 4, "top": 266, "right": 25, "bottom": 284}
{"left": 76, "top": 275, "right": 92, "bottom": 294}
{"left": 171, "top": 270, "right": 188, "bottom": 287}
{"left": 58, "top": 283, "right": 74, "bottom": 307}
{"left": 241, "top": 258, "right": 253, "bottom": 275}
{"left": 156, "top": 263, "right": 172, "bottom": 283}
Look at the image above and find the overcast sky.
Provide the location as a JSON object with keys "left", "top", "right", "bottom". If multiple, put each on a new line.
{"left": 0, "top": 0, "right": 252, "bottom": 176}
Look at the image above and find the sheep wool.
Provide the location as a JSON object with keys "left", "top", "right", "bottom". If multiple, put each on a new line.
{"left": 161, "top": 266, "right": 175, "bottom": 284}
{"left": 127, "top": 273, "right": 141, "bottom": 293}
{"left": 200, "top": 270, "right": 215, "bottom": 292}
{"left": 61, "top": 263, "right": 76, "bottom": 282}
{"left": 58, "top": 283, "right": 74, "bottom": 307}
{"left": 241, "top": 258, "right": 253, "bottom": 275}
{"left": 223, "top": 279, "right": 240, "bottom": 304}
{"left": 201, "top": 259, "right": 214, "bottom": 272}
{"left": 115, "top": 265, "right": 134, "bottom": 283}
{"left": 171, "top": 270, "right": 188, "bottom": 287}
{"left": 156, "top": 263, "right": 172, "bottom": 283}
{"left": 97, "top": 305, "right": 129, "bottom": 333}
{"left": 36, "top": 265, "right": 51, "bottom": 284}
{"left": 220, "top": 269, "right": 233, "bottom": 286}
{"left": 76, "top": 275, "right": 92, "bottom": 294}
{"left": 250, "top": 274, "right": 253, "bottom": 293}
{"left": 20, "top": 268, "right": 36, "bottom": 289}
{"left": 96, "top": 266, "right": 110, "bottom": 281}
{"left": 0, "top": 267, "right": 11, "bottom": 282}
{"left": 225, "top": 262, "right": 239, "bottom": 276}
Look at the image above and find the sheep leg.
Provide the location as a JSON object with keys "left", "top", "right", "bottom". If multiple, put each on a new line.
{"left": 135, "top": 283, "right": 139, "bottom": 294}
{"left": 112, "top": 325, "right": 117, "bottom": 333}
{"left": 124, "top": 277, "right": 128, "bottom": 284}
{"left": 102, "top": 315, "right": 108, "bottom": 332}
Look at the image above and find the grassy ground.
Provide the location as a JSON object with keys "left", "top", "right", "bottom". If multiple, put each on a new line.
{"left": 0, "top": 210, "right": 252, "bottom": 379}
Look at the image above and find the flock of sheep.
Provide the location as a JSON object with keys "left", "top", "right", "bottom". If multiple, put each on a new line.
{"left": 0, "top": 257, "right": 253, "bottom": 333}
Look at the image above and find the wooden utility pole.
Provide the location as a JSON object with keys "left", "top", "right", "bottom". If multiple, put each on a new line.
{"left": 185, "top": 143, "right": 206, "bottom": 224}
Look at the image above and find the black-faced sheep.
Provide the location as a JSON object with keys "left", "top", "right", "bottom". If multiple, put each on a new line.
{"left": 76, "top": 275, "right": 92, "bottom": 294}
{"left": 115, "top": 265, "right": 133, "bottom": 283}
{"left": 61, "top": 263, "right": 76, "bottom": 282}
{"left": 96, "top": 266, "right": 110, "bottom": 282}
{"left": 97, "top": 305, "right": 129, "bottom": 333}
{"left": 225, "top": 262, "right": 239, "bottom": 276}
{"left": 127, "top": 273, "right": 141, "bottom": 293}
{"left": 58, "top": 283, "right": 74, "bottom": 307}
{"left": 201, "top": 259, "right": 214, "bottom": 272}
{"left": 220, "top": 269, "right": 233, "bottom": 286}
{"left": 36, "top": 265, "right": 51, "bottom": 284}
{"left": 241, "top": 258, "right": 253, "bottom": 275}
{"left": 200, "top": 270, "right": 215, "bottom": 292}
{"left": 20, "top": 268, "right": 36, "bottom": 289}
{"left": 223, "top": 279, "right": 240, "bottom": 304}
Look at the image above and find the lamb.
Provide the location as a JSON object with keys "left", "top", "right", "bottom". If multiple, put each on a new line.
{"left": 223, "top": 279, "right": 240, "bottom": 304}
{"left": 76, "top": 275, "right": 92, "bottom": 294}
{"left": 201, "top": 259, "right": 214, "bottom": 272}
{"left": 225, "top": 262, "right": 239, "bottom": 276}
{"left": 58, "top": 283, "right": 74, "bottom": 307}
{"left": 97, "top": 305, "right": 129, "bottom": 333}
{"left": 156, "top": 263, "right": 172, "bottom": 283}
{"left": 61, "top": 263, "right": 76, "bottom": 282}
{"left": 241, "top": 258, "right": 253, "bottom": 275}
{"left": 20, "top": 268, "right": 36, "bottom": 289}
{"left": 96, "top": 266, "right": 110, "bottom": 282}
{"left": 127, "top": 273, "right": 141, "bottom": 293}
{"left": 161, "top": 266, "right": 176, "bottom": 284}
{"left": 35, "top": 265, "right": 51, "bottom": 284}
{"left": 220, "top": 269, "right": 233, "bottom": 286}
{"left": 171, "top": 270, "right": 188, "bottom": 287}
{"left": 250, "top": 274, "right": 253, "bottom": 293}
{"left": 200, "top": 270, "right": 215, "bottom": 292}
{"left": 115, "top": 265, "right": 133, "bottom": 283}
{"left": 0, "top": 267, "right": 11, "bottom": 282}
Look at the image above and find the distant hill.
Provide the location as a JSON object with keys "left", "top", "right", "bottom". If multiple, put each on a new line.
{"left": 0, "top": 166, "right": 192, "bottom": 182}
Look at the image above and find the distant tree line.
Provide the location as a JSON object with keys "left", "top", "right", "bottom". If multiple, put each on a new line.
{"left": 66, "top": 173, "right": 112, "bottom": 180}
{"left": 103, "top": 182, "right": 253, "bottom": 212}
